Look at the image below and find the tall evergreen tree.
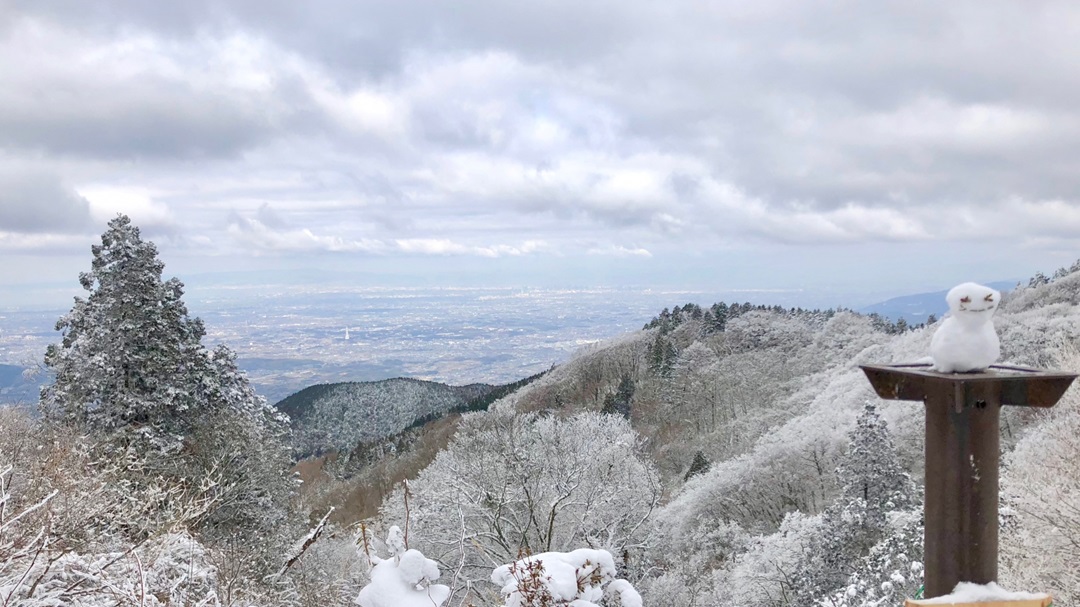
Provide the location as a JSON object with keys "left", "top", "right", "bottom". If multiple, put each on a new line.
{"left": 838, "top": 402, "right": 913, "bottom": 517}
{"left": 42, "top": 215, "right": 207, "bottom": 443}
{"left": 600, "top": 375, "right": 635, "bottom": 419}
{"left": 795, "top": 402, "right": 914, "bottom": 603}
{"left": 40, "top": 215, "right": 296, "bottom": 556}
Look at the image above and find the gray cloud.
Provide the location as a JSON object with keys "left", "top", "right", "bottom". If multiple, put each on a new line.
{"left": 254, "top": 203, "right": 287, "bottom": 229}
{"left": 5, "top": 0, "right": 1080, "bottom": 289}
{"left": 10, "top": 0, "right": 638, "bottom": 81}
{"left": 0, "top": 170, "right": 93, "bottom": 233}
{"left": 0, "top": 88, "right": 274, "bottom": 160}
{"left": 0, "top": 14, "right": 318, "bottom": 160}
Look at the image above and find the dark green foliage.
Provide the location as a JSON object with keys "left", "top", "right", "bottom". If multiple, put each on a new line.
{"left": 329, "top": 369, "right": 549, "bottom": 480}
{"left": 709, "top": 302, "right": 729, "bottom": 332}
{"left": 278, "top": 371, "right": 550, "bottom": 457}
{"left": 644, "top": 299, "right": 841, "bottom": 337}
{"left": 274, "top": 383, "right": 339, "bottom": 420}
{"left": 458, "top": 371, "right": 547, "bottom": 413}
{"left": 867, "top": 312, "right": 915, "bottom": 334}
{"left": 278, "top": 377, "right": 497, "bottom": 456}
{"left": 402, "top": 370, "right": 548, "bottom": 431}
{"left": 600, "top": 375, "right": 635, "bottom": 419}
{"left": 684, "top": 450, "right": 710, "bottom": 481}
{"left": 1051, "top": 258, "right": 1080, "bottom": 280}
{"left": 616, "top": 375, "right": 635, "bottom": 404}
{"left": 648, "top": 334, "right": 678, "bottom": 376}
{"left": 1029, "top": 271, "right": 1050, "bottom": 288}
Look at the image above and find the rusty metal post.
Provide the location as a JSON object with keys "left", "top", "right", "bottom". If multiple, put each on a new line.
{"left": 923, "top": 380, "right": 1000, "bottom": 597}
{"left": 860, "top": 364, "right": 1076, "bottom": 599}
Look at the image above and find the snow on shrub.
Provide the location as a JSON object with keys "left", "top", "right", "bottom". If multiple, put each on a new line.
{"left": 355, "top": 526, "right": 450, "bottom": 607}
{"left": 491, "top": 548, "right": 642, "bottom": 607}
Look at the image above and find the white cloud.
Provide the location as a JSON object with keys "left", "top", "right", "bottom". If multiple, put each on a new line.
{"left": 226, "top": 215, "right": 387, "bottom": 254}
{"left": 81, "top": 186, "right": 176, "bottom": 231}
{"left": 850, "top": 96, "right": 1057, "bottom": 152}
{"left": 0, "top": 230, "right": 92, "bottom": 253}
{"left": 393, "top": 238, "right": 469, "bottom": 255}
{"left": 393, "top": 238, "right": 549, "bottom": 257}
{"left": 586, "top": 245, "right": 653, "bottom": 258}
{"left": 227, "top": 209, "right": 551, "bottom": 258}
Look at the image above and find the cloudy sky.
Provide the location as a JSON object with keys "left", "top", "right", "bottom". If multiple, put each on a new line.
{"left": 3, "top": 0, "right": 1080, "bottom": 307}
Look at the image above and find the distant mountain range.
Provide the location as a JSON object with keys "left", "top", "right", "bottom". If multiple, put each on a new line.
{"left": 857, "top": 280, "right": 1018, "bottom": 324}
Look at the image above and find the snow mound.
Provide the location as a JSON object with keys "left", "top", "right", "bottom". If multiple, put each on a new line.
{"left": 491, "top": 548, "right": 642, "bottom": 607}
{"left": 355, "top": 526, "right": 450, "bottom": 607}
{"left": 919, "top": 581, "right": 1050, "bottom": 604}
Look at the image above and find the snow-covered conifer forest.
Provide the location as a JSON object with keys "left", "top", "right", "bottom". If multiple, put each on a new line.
{"left": 3, "top": 216, "right": 1080, "bottom": 606}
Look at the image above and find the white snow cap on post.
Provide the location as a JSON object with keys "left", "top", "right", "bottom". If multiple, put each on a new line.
{"left": 917, "top": 581, "right": 1049, "bottom": 604}
{"left": 930, "top": 282, "right": 1001, "bottom": 373}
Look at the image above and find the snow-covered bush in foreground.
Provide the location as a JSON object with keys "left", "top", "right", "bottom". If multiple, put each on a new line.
{"left": 492, "top": 549, "right": 641, "bottom": 607}
{"left": 0, "top": 513, "right": 220, "bottom": 607}
{"left": 46, "top": 531, "right": 219, "bottom": 606}
{"left": 355, "top": 526, "right": 450, "bottom": 607}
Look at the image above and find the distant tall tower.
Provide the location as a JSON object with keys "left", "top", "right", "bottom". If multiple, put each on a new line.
{"left": 345, "top": 327, "right": 350, "bottom": 340}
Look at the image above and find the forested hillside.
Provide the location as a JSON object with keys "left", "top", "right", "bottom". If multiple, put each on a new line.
{"left": 360, "top": 263, "right": 1080, "bottom": 607}
{"left": 277, "top": 378, "right": 494, "bottom": 456}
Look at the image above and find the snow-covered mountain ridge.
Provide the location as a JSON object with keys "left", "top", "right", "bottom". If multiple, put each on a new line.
{"left": 276, "top": 377, "right": 494, "bottom": 456}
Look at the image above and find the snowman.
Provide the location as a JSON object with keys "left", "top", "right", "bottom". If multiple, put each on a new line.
{"left": 930, "top": 282, "right": 1001, "bottom": 373}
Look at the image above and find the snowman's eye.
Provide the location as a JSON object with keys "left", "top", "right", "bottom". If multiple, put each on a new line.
{"left": 984, "top": 294, "right": 994, "bottom": 302}
{"left": 960, "top": 296, "right": 971, "bottom": 304}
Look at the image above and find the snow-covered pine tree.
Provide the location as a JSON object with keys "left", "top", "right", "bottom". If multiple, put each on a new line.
{"left": 838, "top": 402, "right": 913, "bottom": 521}
{"left": 39, "top": 215, "right": 296, "bottom": 561}
{"left": 42, "top": 214, "right": 207, "bottom": 445}
{"left": 795, "top": 402, "right": 914, "bottom": 604}
{"left": 818, "top": 509, "right": 924, "bottom": 607}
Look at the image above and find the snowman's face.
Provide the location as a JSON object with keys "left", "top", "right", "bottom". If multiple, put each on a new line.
{"left": 946, "top": 282, "right": 1000, "bottom": 315}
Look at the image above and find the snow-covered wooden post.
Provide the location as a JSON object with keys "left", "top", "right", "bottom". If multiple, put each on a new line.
{"left": 859, "top": 363, "right": 1075, "bottom": 600}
